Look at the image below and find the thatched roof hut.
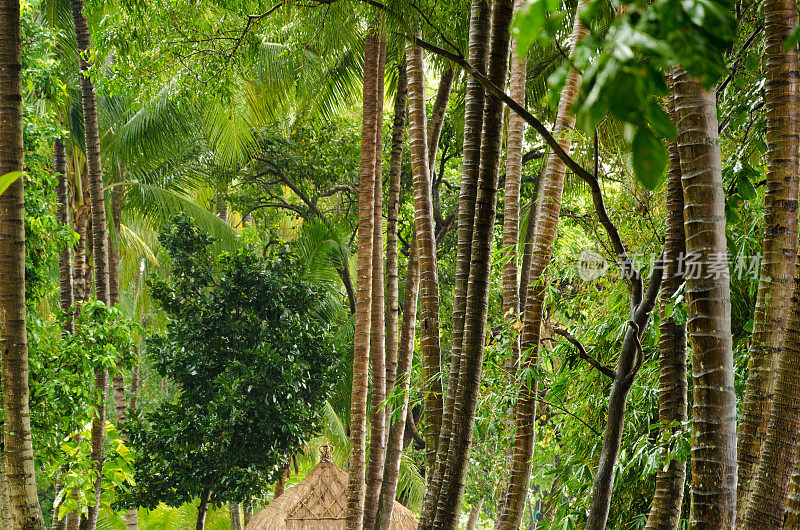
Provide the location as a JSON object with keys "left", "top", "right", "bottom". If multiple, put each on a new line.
{"left": 245, "top": 459, "right": 418, "bottom": 530}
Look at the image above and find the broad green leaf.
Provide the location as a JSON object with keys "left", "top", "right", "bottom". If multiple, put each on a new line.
{"left": 632, "top": 128, "right": 668, "bottom": 190}
{"left": 647, "top": 105, "right": 677, "bottom": 140}
{"left": 513, "top": 0, "right": 550, "bottom": 56}
{"left": 737, "top": 174, "right": 757, "bottom": 200}
{"left": 0, "top": 171, "right": 22, "bottom": 196}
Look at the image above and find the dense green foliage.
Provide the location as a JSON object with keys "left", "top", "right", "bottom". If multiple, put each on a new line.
{"left": 121, "top": 218, "right": 340, "bottom": 508}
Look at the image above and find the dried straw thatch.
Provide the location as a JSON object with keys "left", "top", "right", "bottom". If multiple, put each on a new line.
{"left": 245, "top": 460, "right": 418, "bottom": 530}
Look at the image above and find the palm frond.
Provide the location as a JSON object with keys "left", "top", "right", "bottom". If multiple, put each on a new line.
{"left": 123, "top": 182, "right": 238, "bottom": 252}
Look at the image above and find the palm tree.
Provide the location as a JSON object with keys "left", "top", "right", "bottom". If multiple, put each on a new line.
{"left": 644, "top": 93, "right": 687, "bottom": 530}
{"left": 496, "top": 4, "right": 587, "bottom": 528}
{"left": 0, "top": 0, "right": 47, "bottom": 527}
{"left": 376, "top": 241, "right": 420, "bottom": 530}
{"left": 383, "top": 60, "right": 407, "bottom": 408}
{"left": 346, "top": 26, "right": 379, "bottom": 530}
{"left": 427, "top": 66, "right": 454, "bottom": 177}
{"left": 736, "top": 0, "right": 800, "bottom": 515}
{"left": 493, "top": 0, "right": 530, "bottom": 524}
{"left": 418, "top": 2, "right": 490, "bottom": 524}
{"left": 671, "top": 66, "right": 736, "bottom": 528}
{"left": 405, "top": 37, "right": 444, "bottom": 479}
{"left": 500, "top": 0, "right": 527, "bottom": 373}
{"left": 364, "top": 30, "right": 387, "bottom": 530}
{"left": 69, "top": 1, "right": 111, "bottom": 526}
{"left": 743, "top": 261, "right": 800, "bottom": 527}
{"left": 375, "top": 59, "right": 414, "bottom": 530}
{"left": 0, "top": 453, "right": 11, "bottom": 528}
{"left": 55, "top": 137, "right": 75, "bottom": 333}
{"left": 434, "top": 0, "right": 514, "bottom": 526}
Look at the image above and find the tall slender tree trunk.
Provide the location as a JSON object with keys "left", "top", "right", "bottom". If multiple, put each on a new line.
{"left": 744, "top": 261, "right": 800, "bottom": 528}
{"left": 496, "top": 6, "right": 587, "bottom": 529}
{"left": 383, "top": 61, "right": 407, "bottom": 404}
{"left": 500, "top": 0, "right": 527, "bottom": 369}
{"left": 346, "top": 27, "right": 379, "bottom": 530}
{"left": 418, "top": 3, "right": 490, "bottom": 525}
{"left": 644, "top": 95, "right": 687, "bottom": 530}
{"left": 494, "top": 0, "right": 529, "bottom": 519}
{"left": 517, "top": 169, "right": 543, "bottom": 320}
{"left": 0, "top": 1, "right": 47, "bottom": 527}
{"left": 55, "top": 138, "right": 74, "bottom": 333}
{"left": 374, "top": 60, "right": 409, "bottom": 530}
{"left": 364, "top": 31, "right": 387, "bottom": 530}
{"left": 671, "top": 66, "right": 737, "bottom": 529}
{"left": 375, "top": 240, "right": 420, "bottom": 530}
{"left": 427, "top": 67, "right": 454, "bottom": 178}
{"left": 108, "top": 173, "right": 137, "bottom": 530}
{"left": 70, "top": 2, "right": 110, "bottom": 528}
{"left": 72, "top": 166, "right": 89, "bottom": 306}
{"left": 406, "top": 37, "right": 443, "bottom": 481}
{"left": 736, "top": 0, "right": 800, "bottom": 514}
{"left": 434, "top": 1, "right": 514, "bottom": 527}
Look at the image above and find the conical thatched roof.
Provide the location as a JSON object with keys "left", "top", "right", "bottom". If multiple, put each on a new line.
{"left": 245, "top": 461, "right": 418, "bottom": 530}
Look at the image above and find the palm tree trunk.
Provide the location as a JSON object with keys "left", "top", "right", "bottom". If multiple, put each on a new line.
{"left": 737, "top": 0, "right": 800, "bottom": 516}
{"left": 375, "top": 239, "right": 420, "bottom": 530}
{"left": 0, "top": 1, "right": 47, "bottom": 527}
{"left": 406, "top": 36, "right": 444, "bottom": 481}
{"left": 517, "top": 174, "right": 542, "bottom": 315}
{"left": 72, "top": 162, "right": 89, "bottom": 305}
{"left": 110, "top": 170, "right": 128, "bottom": 416}
{"left": 500, "top": 0, "right": 527, "bottom": 369}
{"left": 427, "top": 66, "right": 455, "bottom": 177}
{"left": 346, "top": 27, "right": 379, "bottom": 530}
{"left": 55, "top": 138, "right": 74, "bottom": 333}
{"left": 786, "top": 465, "right": 800, "bottom": 528}
{"left": 69, "top": 0, "right": 109, "bottom": 306}
{"left": 375, "top": 59, "right": 408, "bottom": 530}
{"left": 644, "top": 95, "right": 687, "bottom": 530}
{"left": 0, "top": 449, "right": 12, "bottom": 529}
{"left": 433, "top": 1, "right": 514, "bottom": 527}
{"left": 384, "top": 60, "right": 407, "bottom": 404}
{"left": 496, "top": 5, "right": 587, "bottom": 529}
{"left": 364, "top": 31, "right": 387, "bottom": 530}
{"left": 671, "top": 66, "right": 737, "bottom": 529}
{"left": 108, "top": 170, "right": 137, "bottom": 530}
{"left": 743, "top": 261, "right": 800, "bottom": 528}
{"left": 494, "top": 0, "right": 529, "bottom": 519}
{"left": 418, "top": 2, "right": 490, "bottom": 525}
{"left": 70, "top": 3, "right": 110, "bottom": 528}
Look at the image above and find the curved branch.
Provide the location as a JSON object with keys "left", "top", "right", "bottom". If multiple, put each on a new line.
{"left": 553, "top": 328, "right": 616, "bottom": 379}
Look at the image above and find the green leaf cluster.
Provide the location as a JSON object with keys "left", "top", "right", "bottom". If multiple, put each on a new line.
{"left": 120, "top": 216, "right": 340, "bottom": 508}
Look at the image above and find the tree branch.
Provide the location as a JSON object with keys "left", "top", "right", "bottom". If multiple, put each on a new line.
{"left": 553, "top": 328, "right": 615, "bottom": 379}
